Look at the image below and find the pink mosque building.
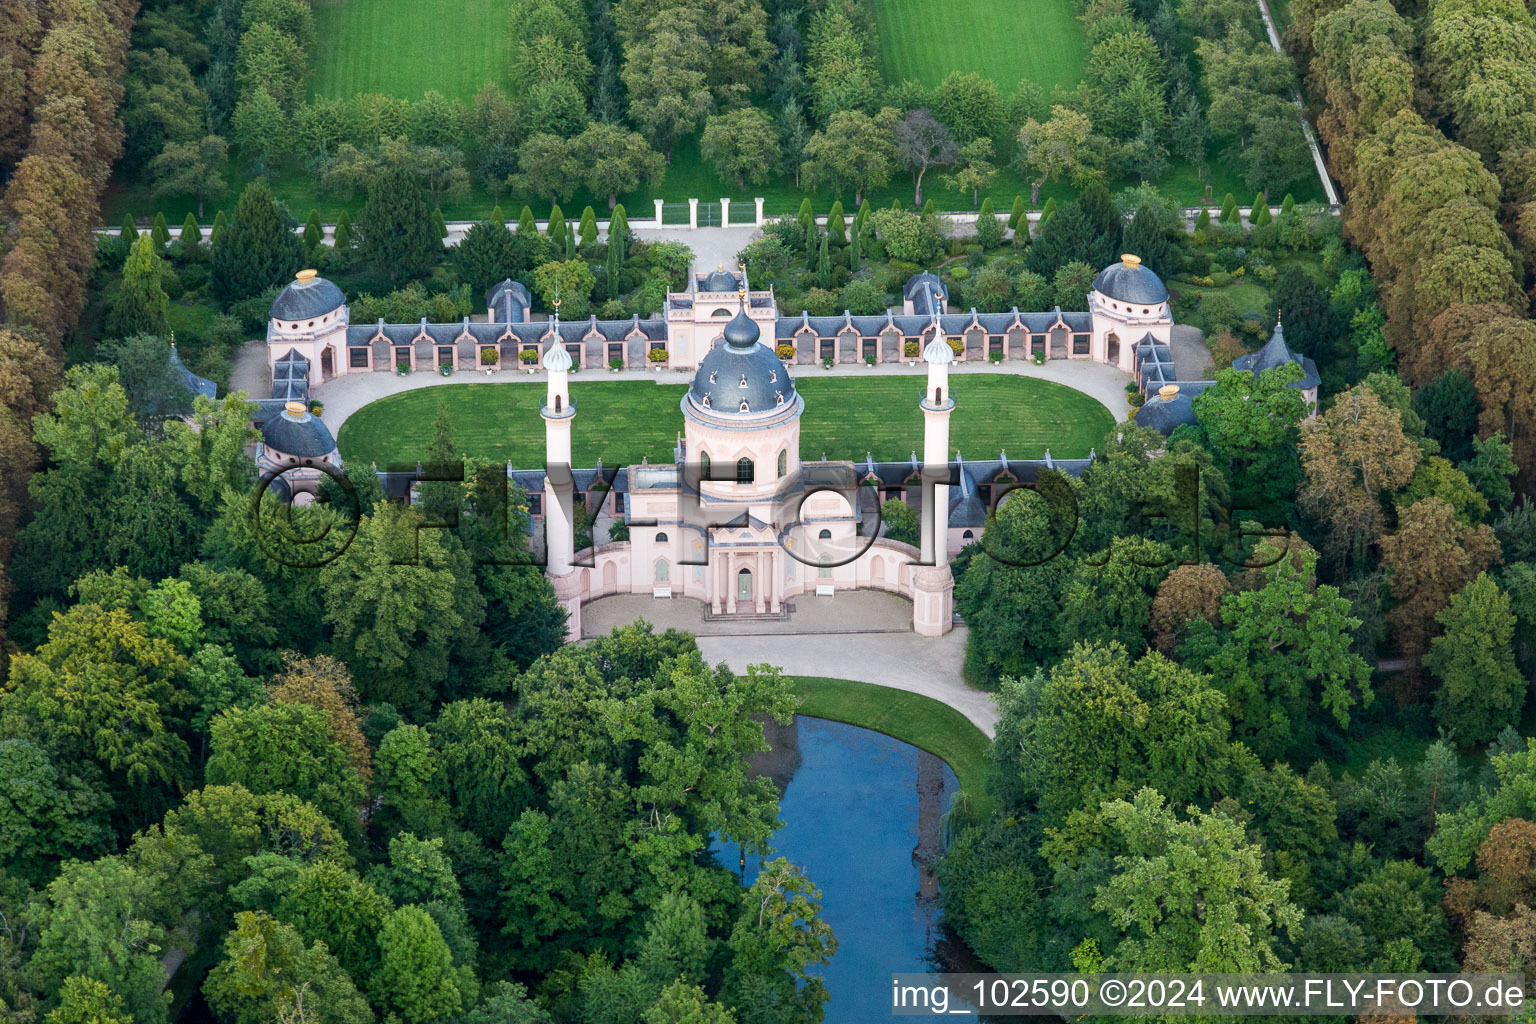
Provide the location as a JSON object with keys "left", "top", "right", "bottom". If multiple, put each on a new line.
{"left": 252, "top": 252, "right": 1314, "bottom": 634}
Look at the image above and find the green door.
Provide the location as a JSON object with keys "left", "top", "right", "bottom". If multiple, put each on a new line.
{"left": 737, "top": 568, "right": 753, "bottom": 603}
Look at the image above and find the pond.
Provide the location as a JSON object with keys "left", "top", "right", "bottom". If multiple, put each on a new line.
{"left": 718, "top": 716, "right": 976, "bottom": 1022}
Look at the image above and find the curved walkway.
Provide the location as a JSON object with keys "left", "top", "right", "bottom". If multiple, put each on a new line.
{"left": 580, "top": 591, "right": 997, "bottom": 737}
{"left": 312, "top": 355, "right": 1134, "bottom": 441}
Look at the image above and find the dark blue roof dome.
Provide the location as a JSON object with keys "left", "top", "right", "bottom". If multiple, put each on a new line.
{"left": 702, "top": 265, "right": 741, "bottom": 292}
{"left": 688, "top": 315, "right": 796, "bottom": 417}
{"left": 1093, "top": 254, "right": 1169, "bottom": 304}
{"left": 269, "top": 270, "right": 345, "bottom": 320}
{"left": 723, "top": 309, "right": 758, "bottom": 348}
{"left": 261, "top": 401, "right": 337, "bottom": 457}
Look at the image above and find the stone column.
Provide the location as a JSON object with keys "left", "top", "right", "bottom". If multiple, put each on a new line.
{"left": 720, "top": 197, "right": 731, "bottom": 226}
{"left": 725, "top": 555, "right": 737, "bottom": 614}
{"left": 653, "top": 198, "right": 664, "bottom": 226}
{"left": 755, "top": 549, "right": 767, "bottom": 613}
{"left": 769, "top": 550, "right": 781, "bottom": 613}
{"left": 754, "top": 197, "right": 765, "bottom": 226}
{"left": 688, "top": 198, "right": 698, "bottom": 230}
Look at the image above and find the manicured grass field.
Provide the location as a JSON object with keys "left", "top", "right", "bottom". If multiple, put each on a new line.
{"left": 790, "top": 676, "right": 994, "bottom": 817}
{"left": 308, "top": 0, "right": 515, "bottom": 102}
{"left": 335, "top": 373, "right": 1114, "bottom": 469}
{"left": 871, "top": 0, "right": 1086, "bottom": 94}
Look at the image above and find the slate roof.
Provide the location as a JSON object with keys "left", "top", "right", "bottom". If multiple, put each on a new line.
{"left": 271, "top": 348, "right": 310, "bottom": 402}
{"left": 270, "top": 273, "right": 345, "bottom": 320}
{"left": 261, "top": 402, "right": 336, "bottom": 457}
{"left": 1135, "top": 386, "right": 1199, "bottom": 435}
{"left": 1233, "top": 321, "right": 1320, "bottom": 390}
{"left": 688, "top": 312, "right": 796, "bottom": 416}
{"left": 169, "top": 344, "right": 216, "bottom": 400}
{"left": 1092, "top": 256, "right": 1169, "bottom": 304}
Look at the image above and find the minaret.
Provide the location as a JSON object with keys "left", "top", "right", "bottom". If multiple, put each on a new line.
{"left": 911, "top": 328, "right": 956, "bottom": 636}
{"left": 541, "top": 302, "right": 576, "bottom": 578}
{"left": 919, "top": 328, "right": 954, "bottom": 566}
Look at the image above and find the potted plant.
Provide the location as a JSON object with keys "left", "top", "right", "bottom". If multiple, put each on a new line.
{"left": 396, "top": 361, "right": 410, "bottom": 376}
{"left": 989, "top": 351, "right": 1004, "bottom": 364}
{"left": 776, "top": 342, "right": 795, "bottom": 361}
{"left": 947, "top": 337, "right": 964, "bottom": 357}
{"left": 822, "top": 356, "right": 833, "bottom": 370}
{"left": 1032, "top": 351, "right": 1045, "bottom": 366}
{"left": 609, "top": 356, "right": 623, "bottom": 373}
{"left": 863, "top": 353, "right": 875, "bottom": 367}
{"left": 647, "top": 347, "right": 667, "bottom": 370}
{"left": 480, "top": 348, "right": 498, "bottom": 373}
{"left": 904, "top": 340, "right": 919, "bottom": 366}
{"left": 520, "top": 348, "right": 538, "bottom": 374}
{"left": 439, "top": 362, "right": 452, "bottom": 377}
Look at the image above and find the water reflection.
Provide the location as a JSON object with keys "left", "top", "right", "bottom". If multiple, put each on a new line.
{"left": 719, "top": 716, "right": 965, "bottom": 1022}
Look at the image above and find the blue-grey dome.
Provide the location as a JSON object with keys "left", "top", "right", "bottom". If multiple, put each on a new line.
{"left": 1093, "top": 254, "right": 1169, "bottom": 304}
{"left": 261, "top": 401, "right": 337, "bottom": 457}
{"left": 702, "top": 265, "right": 741, "bottom": 292}
{"left": 723, "top": 309, "right": 758, "bottom": 348}
{"left": 269, "top": 270, "right": 345, "bottom": 321}
{"left": 688, "top": 321, "right": 795, "bottom": 417}
{"left": 1134, "top": 384, "right": 1197, "bottom": 435}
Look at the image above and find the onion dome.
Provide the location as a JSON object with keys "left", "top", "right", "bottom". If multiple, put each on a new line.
{"left": 269, "top": 269, "right": 345, "bottom": 320}
{"left": 1092, "top": 253, "right": 1169, "bottom": 304}
{"left": 542, "top": 339, "right": 571, "bottom": 372}
{"left": 923, "top": 332, "right": 954, "bottom": 364}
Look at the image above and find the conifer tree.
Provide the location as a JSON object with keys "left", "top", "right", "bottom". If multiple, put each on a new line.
{"left": 178, "top": 212, "right": 201, "bottom": 260}
{"left": 356, "top": 167, "right": 438, "bottom": 282}
{"left": 564, "top": 222, "right": 576, "bottom": 260}
{"left": 890, "top": 197, "right": 903, "bottom": 210}
{"left": 490, "top": 204, "right": 504, "bottom": 226}
{"left": 547, "top": 206, "right": 566, "bottom": 249}
{"left": 432, "top": 207, "right": 448, "bottom": 242}
{"left": 211, "top": 181, "right": 304, "bottom": 300}
{"left": 335, "top": 208, "right": 352, "bottom": 247}
{"left": 118, "top": 214, "right": 139, "bottom": 264}
{"left": 1009, "top": 195, "right": 1025, "bottom": 229}
{"left": 920, "top": 197, "right": 935, "bottom": 219}
{"left": 1251, "top": 194, "right": 1272, "bottom": 226}
{"left": 827, "top": 200, "right": 846, "bottom": 245}
{"left": 1039, "top": 196, "right": 1057, "bottom": 225}
{"left": 517, "top": 205, "right": 538, "bottom": 237}
{"left": 579, "top": 206, "right": 598, "bottom": 248}
{"left": 975, "top": 196, "right": 1002, "bottom": 248}
{"left": 849, "top": 220, "right": 861, "bottom": 271}
{"left": 797, "top": 198, "right": 814, "bottom": 243}
{"left": 1194, "top": 207, "right": 1211, "bottom": 233}
{"left": 1219, "top": 192, "right": 1238, "bottom": 223}
{"left": 210, "top": 209, "right": 228, "bottom": 248}
{"left": 1281, "top": 194, "right": 1296, "bottom": 216}
{"left": 817, "top": 232, "right": 830, "bottom": 289}
{"left": 107, "top": 234, "right": 170, "bottom": 338}
{"left": 150, "top": 212, "right": 171, "bottom": 251}
{"left": 303, "top": 209, "right": 324, "bottom": 251}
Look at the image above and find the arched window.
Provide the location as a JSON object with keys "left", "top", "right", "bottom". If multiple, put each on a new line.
{"left": 962, "top": 530, "right": 974, "bottom": 540}
{"left": 699, "top": 452, "right": 711, "bottom": 479}
{"left": 777, "top": 449, "right": 787, "bottom": 478}
{"left": 655, "top": 558, "right": 670, "bottom": 582}
{"left": 656, "top": 531, "right": 668, "bottom": 542}
{"left": 934, "top": 387, "right": 943, "bottom": 404}
{"left": 817, "top": 529, "right": 832, "bottom": 539}
{"left": 736, "top": 457, "right": 755, "bottom": 484}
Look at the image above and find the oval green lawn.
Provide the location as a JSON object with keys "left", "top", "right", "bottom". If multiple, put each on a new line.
{"left": 336, "top": 374, "right": 1113, "bottom": 470}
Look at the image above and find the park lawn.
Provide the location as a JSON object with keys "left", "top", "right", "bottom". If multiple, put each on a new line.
{"left": 335, "top": 373, "right": 1114, "bottom": 469}
{"left": 308, "top": 0, "right": 515, "bottom": 103}
{"left": 871, "top": 0, "right": 1086, "bottom": 95}
{"left": 790, "top": 676, "right": 994, "bottom": 818}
